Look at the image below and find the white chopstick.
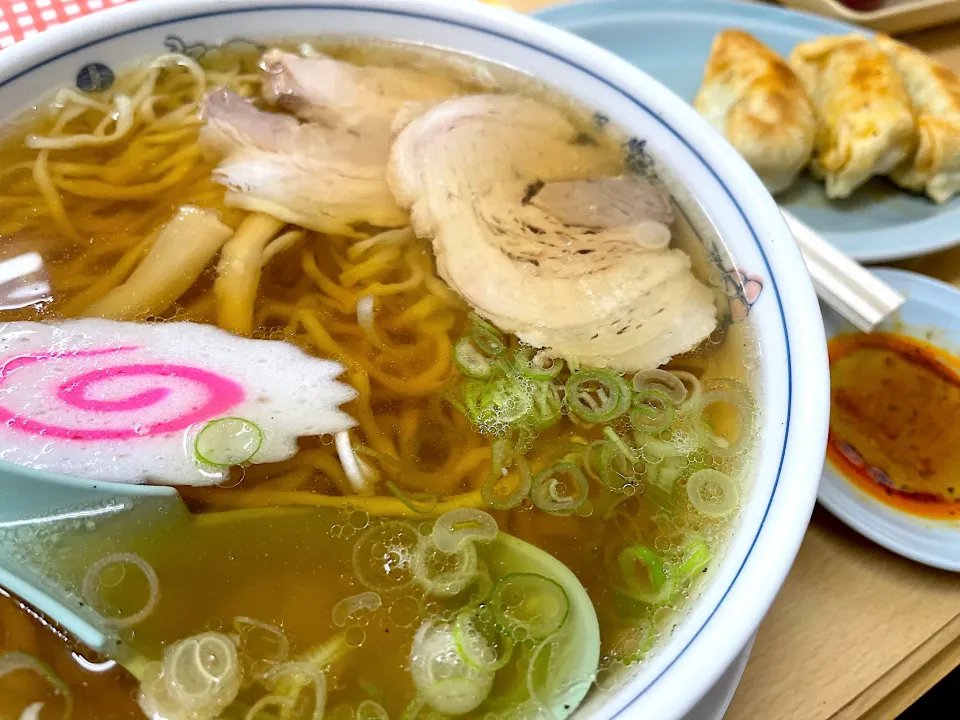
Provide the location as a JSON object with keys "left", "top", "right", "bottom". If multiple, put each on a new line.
{"left": 780, "top": 209, "right": 905, "bottom": 333}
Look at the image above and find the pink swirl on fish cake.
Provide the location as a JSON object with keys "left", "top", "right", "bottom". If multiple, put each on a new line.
{"left": 0, "top": 347, "right": 244, "bottom": 441}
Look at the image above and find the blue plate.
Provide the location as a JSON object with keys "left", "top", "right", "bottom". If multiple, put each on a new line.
{"left": 535, "top": 0, "right": 960, "bottom": 263}
{"left": 820, "top": 268, "right": 960, "bottom": 571}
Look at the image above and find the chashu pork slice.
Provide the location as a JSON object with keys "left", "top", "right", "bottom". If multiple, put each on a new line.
{"left": 260, "top": 49, "right": 462, "bottom": 134}
{"left": 200, "top": 88, "right": 406, "bottom": 234}
{"left": 388, "top": 94, "right": 718, "bottom": 372}
{"left": 200, "top": 50, "right": 463, "bottom": 235}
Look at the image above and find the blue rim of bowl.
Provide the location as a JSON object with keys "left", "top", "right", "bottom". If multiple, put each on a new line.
{"left": 534, "top": 0, "right": 960, "bottom": 264}
{"left": 0, "top": 4, "right": 794, "bottom": 717}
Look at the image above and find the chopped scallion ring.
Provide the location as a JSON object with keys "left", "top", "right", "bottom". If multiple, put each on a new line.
{"left": 490, "top": 573, "right": 570, "bottom": 641}
{"left": 632, "top": 369, "right": 688, "bottom": 405}
{"left": 512, "top": 347, "right": 564, "bottom": 380}
{"left": 631, "top": 388, "right": 675, "bottom": 433}
{"left": 482, "top": 453, "right": 532, "bottom": 510}
{"left": 462, "top": 376, "right": 534, "bottom": 430}
{"left": 469, "top": 315, "right": 507, "bottom": 357}
{"left": 454, "top": 608, "right": 515, "bottom": 671}
{"left": 526, "top": 379, "right": 563, "bottom": 430}
{"left": 412, "top": 534, "right": 479, "bottom": 597}
{"left": 531, "top": 462, "right": 589, "bottom": 515}
{"left": 564, "top": 369, "right": 633, "bottom": 423}
{"left": 453, "top": 337, "right": 493, "bottom": 379}
{"left": 618, "top": 545, "right": 675, "bottom": 604}
{"left": 432, "top": 509, "right": 499, "bottom": 553}
{"left": 194, "top": 417, "right": 263, "bottom": 467}
{"left": 678, "top": 539, "right": 711, "bottom": 579}
{"left": 686, "top": 469, "right": 738, "bottom": 517}
{"left": 689, "top": 380, "right": 754, "bottom": 458}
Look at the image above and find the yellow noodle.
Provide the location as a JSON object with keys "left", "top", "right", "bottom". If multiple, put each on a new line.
{"left": 338, "top": 246, "right": 404, "bottom": 287}
{"left": 255, "top": 467, "right": 316, "bottom": 492}
{"left": 55, "top": 146, "right": 201, "bottom": 199}
{"left": 302, "top": 247, "right": 356, "bottom": 309}
{"left": 397, "top": 405, "right": 422, "bottom": 460}
{"left": 33, "top": 151, "right": 83, "bottom": 242}
{"left": 183, "top": 488, "right": 484, "bottom": 516}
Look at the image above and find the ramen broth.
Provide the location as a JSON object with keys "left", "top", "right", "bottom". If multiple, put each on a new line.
{"left": 0, "top": 39, "right": 757, "bottom": 719}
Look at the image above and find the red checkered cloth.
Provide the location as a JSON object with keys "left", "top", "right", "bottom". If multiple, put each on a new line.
{"left": 0, "top": 0, "right": 136, "bottom": 49}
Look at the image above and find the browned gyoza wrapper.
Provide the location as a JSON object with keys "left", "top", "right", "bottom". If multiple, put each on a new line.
{"left": 694, "top": 30, "right": 815, "bottom": 194}
{"left": 790, "top": 34, "right": 916, "bottom": 199}
{"left": 877, "top": 34, "right": 960, "bottom": 204}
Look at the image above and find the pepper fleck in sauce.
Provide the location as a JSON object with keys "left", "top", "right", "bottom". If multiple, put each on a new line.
{"left": 827, "top": 331, "right": 960, "bottom": 519}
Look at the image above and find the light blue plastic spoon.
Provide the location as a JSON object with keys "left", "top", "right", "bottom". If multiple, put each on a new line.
{"left": 0, "top": 464, "right": 599, "bottom": 716}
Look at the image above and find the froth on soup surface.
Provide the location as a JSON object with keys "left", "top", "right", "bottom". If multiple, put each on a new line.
{"left": 0, "top": 38, "right": 759, "bottom": 720}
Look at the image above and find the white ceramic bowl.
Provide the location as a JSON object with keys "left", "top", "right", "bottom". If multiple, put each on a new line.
{"left": 0, "top": 1, "right": 830, "bottom": 718}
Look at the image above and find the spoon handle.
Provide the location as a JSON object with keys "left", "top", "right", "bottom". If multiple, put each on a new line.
{"left": 781, "top": 209, "right": 905, "bottom": 333}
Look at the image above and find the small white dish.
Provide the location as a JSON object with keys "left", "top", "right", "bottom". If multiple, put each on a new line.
{"left": 819, "top": 268, "right": 960, "bottom": 571}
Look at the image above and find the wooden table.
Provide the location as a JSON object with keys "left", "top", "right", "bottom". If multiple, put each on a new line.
{"left": 508, "top": 1, "right": 960, "bottom": 718}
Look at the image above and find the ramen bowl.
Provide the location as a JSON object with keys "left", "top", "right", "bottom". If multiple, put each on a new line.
{"left": 0, "top": 1, "right": 829, "bottom": 718}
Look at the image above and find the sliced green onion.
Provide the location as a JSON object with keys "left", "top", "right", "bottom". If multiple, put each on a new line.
{"left": 482, "top": 439, "right": 531, "bottom": 509}
{"left": 646, "top": 458, "right": 681, "bottom": 495}
{"left": 432, "top": 509, "right": 499, "bottom": 553}
{"left": 232, "top": 616, "right": 289, "bottom": 664}
{"left": 261, "top": 660, "right": 326, "bottom": 720}
{"left": 642, "top": 465, "right": 677, "bottom": 510}
{"left": 356, "top": 700, "right": 390, "bottom": 720}
{"left": 0, "top": 652, "right": 72, "bottom": 720}
{"left": 453, "top": 337, "right": 493, "bottom": 379}
{"left": 583, "top": 440, "right": 606, "bottom": 483}
{"left": 671, "top": 370, "right": 702, "bottom": 409}
{"left": 638, "top": 439, "right": 679, "bottom": 464}
{"left": 469, "top": 315, "right": 507, "bottom": 357}
{"left": 512, "top": 347, "right": 564, "bottom": 380}
{"left": 332, "top": 591, "right": 382, "bottom": 627}
{"left": 410, "top": 621, "right": 494, "bottom": 715}
{"left": 541, "top": 442, "right": 589, "bottom": 467}
{"left": 584, "top": 438, "right": 637, "bottom": 493}
{"left": 194, "top": 417, "right": 263, "bottom": 467}
{"left": 490, "top": 573, "right": 569, "bottom": 641}
{"left": 526, "top": 379, "right": 563, "bottom": 430}
{"left": 463, "top": 376, "right": 534, "bottom": 430}
{"left": 632, "top": 369, "right": 688, "bottom": 405}
{"left": 603, "top": 427, "right": 636, "bottom": 464}
{"left": 482, "top": 454, "right": 532, "bottom": 510}
{"left": 686, "top": 469, "right": 739, "bottom": 517}
{"left": 617, "top": 546, "right": 675, "bottom": 604}
{"left": 243, "top": 694, "right": 297, "bottom": 720}
{"left": 631, "top": 389, "right": 675, "bottom": 433}
{"left": 353, "top": 521, "right": 420, "bottom": 591}
{"left": 412, "top": 534, "right": 479, "bottom": 597}
{"left": 467, "top": 560, "right": 494, "bottom": 608}
{"left": 564, "top": 369, "right": 633, "bottom": 423}
{"left": 401, "top": 694, "right": 426, "bottom": 720}
{"left": 531, "top": 462, "right": 589, "bottom": 516}
{"left": 678, "top": 539, "right": 711, "bottom": 579}
{"left": 689, "top": 380, "right": 755, "bottom": 458}
{"left": 454, "top": 608, "right": 515, "bottom": 671}
{"left": 422, "top": 678, "right": 493, "bottom": 716}
{"left": 386, "top": 481, "right": 438, "bottom": 515}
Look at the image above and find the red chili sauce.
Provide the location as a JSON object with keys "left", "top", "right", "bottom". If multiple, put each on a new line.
{"left": 827, "top": 331, "right": 960, "bottom": 519}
